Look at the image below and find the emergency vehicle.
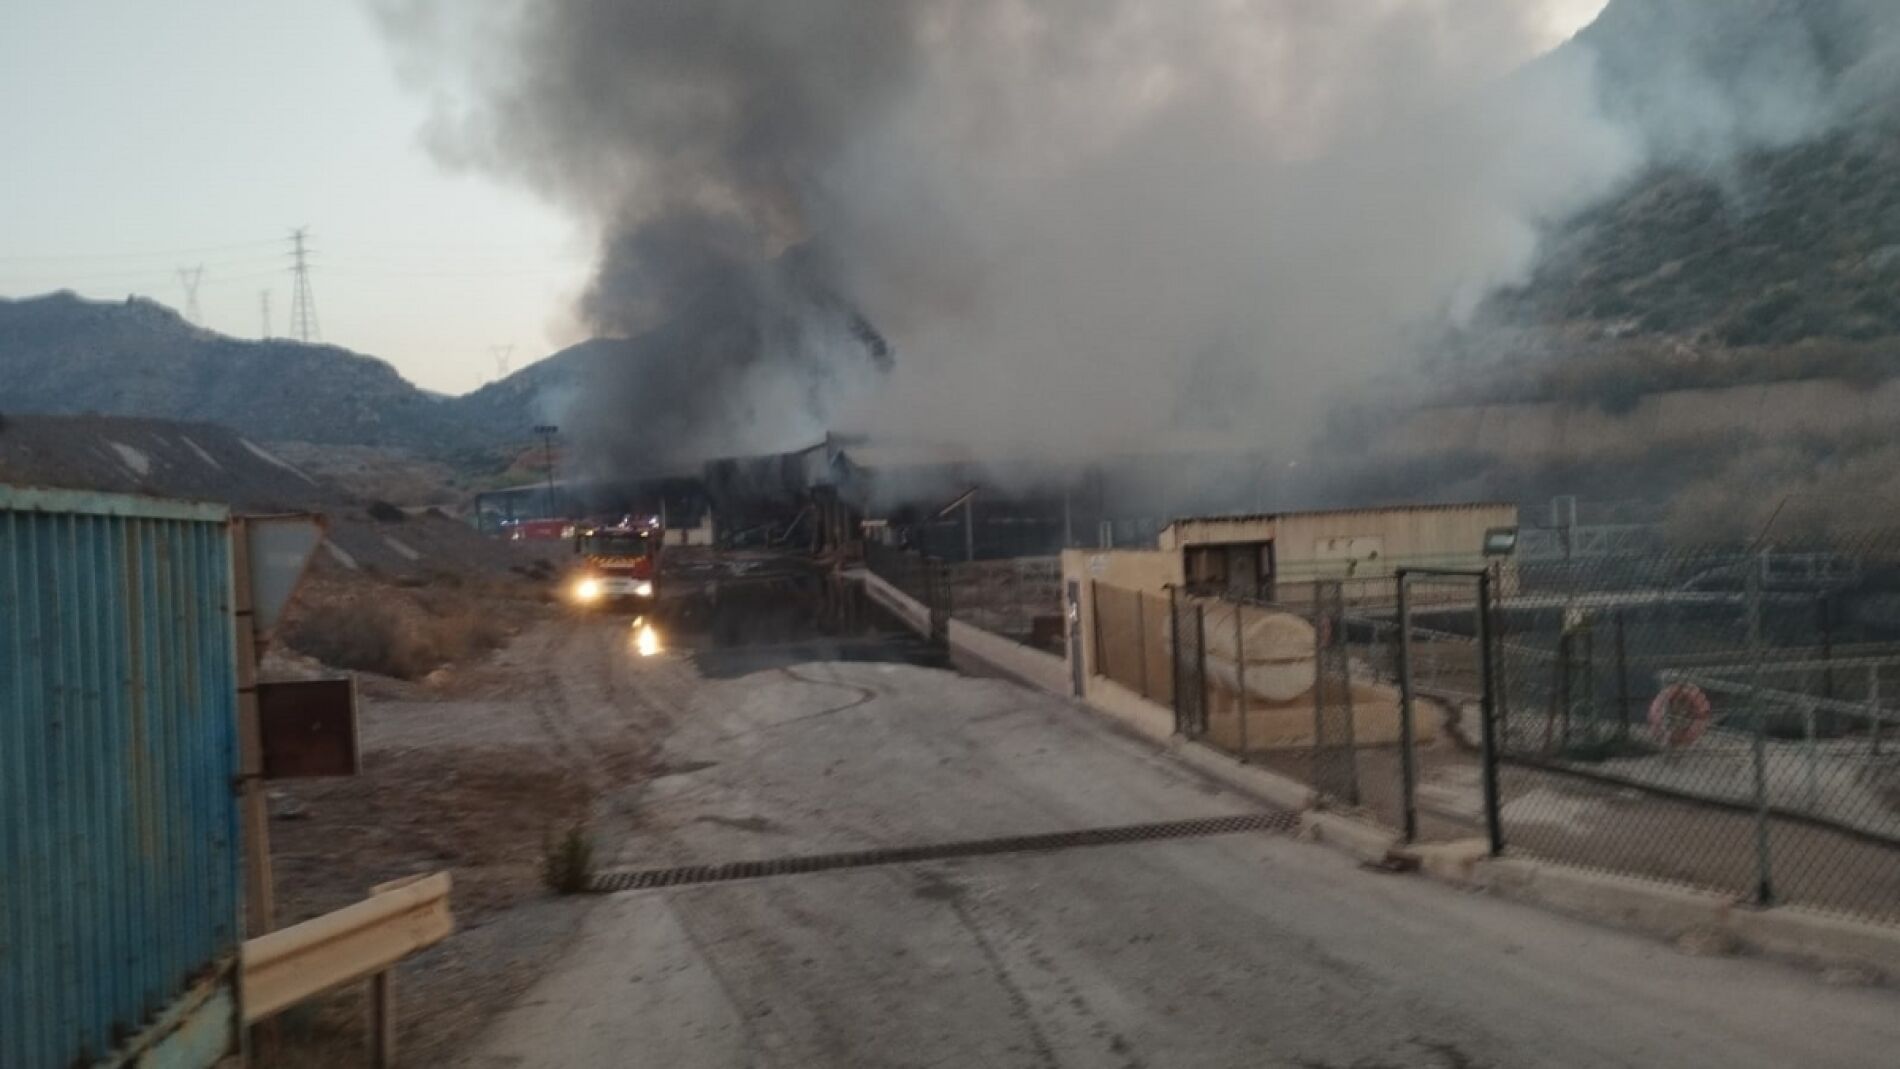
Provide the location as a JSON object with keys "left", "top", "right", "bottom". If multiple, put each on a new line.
{"left": 566, "top": 517, "right": 661, "bottom": 607}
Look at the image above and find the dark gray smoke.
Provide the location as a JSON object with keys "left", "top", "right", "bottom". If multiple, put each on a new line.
{"left": 376, "top": 0, "right": 1900, "bottom": 492}
{"left": 374, "top": 0, "right": 1642, "bottom": 474}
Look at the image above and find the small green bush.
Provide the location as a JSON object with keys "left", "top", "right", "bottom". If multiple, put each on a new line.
{"left": 541, "top": 825, "right": 595, "bottom": 894}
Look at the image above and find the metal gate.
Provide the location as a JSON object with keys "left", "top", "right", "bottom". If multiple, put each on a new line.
{"left": 1394, "top": 568, "right": 1502, "bottom": 851}
{"left": 1, "top": 487, "right": 243, "bottom": 1068}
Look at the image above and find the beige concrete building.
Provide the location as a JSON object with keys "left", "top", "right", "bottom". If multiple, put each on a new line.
{"left": 1158, "top": 502, "right": 1517, "bottom": 600}
{"left": 1059, "top": 502, "right": 1515, "bottom": 751}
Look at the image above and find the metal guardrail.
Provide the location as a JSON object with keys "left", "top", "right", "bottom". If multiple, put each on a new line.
{"left": 242, "top": 872, "right": 453, "bottom": 1024}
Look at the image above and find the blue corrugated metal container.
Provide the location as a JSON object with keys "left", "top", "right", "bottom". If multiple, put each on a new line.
{"left": 1, "top": 486, "right": 242, "bottom": 1068}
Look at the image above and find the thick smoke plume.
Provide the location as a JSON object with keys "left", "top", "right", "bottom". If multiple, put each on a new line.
{"left": 380, "top": 0, "right": 1899, "bottom": 487}
{"left": 374, "top": 0, "right": 1645, "bottom": 473}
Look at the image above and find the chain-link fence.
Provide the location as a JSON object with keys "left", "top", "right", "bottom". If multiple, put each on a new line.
{"left": 940, "top": 556, "right": 1064, "bottom": 652}
{"left": 867, "top": 544, "right": 1064, "bottom": 652}
{"left": 1197, "top": 575, "right": 1484, "bottom": 833}
{"left": 1074, "top": 539, "right": 1900, "bottom": 923}
{"left": 863, "top": 541, "right": 950, "bottom": 643}
{"left": 1492, "top": 533, "right": 1900, "bottom": 923}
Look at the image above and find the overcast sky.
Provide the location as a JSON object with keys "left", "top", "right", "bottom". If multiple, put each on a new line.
{"left": 0, "top": 1, "right": 1607, "bottom": 397}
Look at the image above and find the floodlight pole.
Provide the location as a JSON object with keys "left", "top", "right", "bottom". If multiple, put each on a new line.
{"left": 534, "top": 424, "right": 559, "bottom": 518}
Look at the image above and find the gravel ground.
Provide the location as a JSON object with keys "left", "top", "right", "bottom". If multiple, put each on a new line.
{"left": 267, "top": 616, "right": 663, "bottom": 1067}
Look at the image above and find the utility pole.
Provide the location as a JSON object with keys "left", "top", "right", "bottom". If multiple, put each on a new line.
{"left": 287, "top": 227, "right": 321, "bottom": 343}
{"left": 177, "top": 265, "right": 204, "bottom": 324}
{"left": 534, "top": 424, "right": 560, "bottom": 518}
{"left": 259, "top": 290, "right": 272, "bottom": 338}
{"left": 490, "top": 343, "right": 515, "bottom": 382}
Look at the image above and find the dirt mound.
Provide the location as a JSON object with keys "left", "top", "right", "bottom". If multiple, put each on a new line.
{"left": 279, "top": 572, "right": 536, "bottom": 680}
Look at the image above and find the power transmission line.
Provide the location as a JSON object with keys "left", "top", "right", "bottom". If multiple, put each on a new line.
{"left": 287, "top": 227, "right": 321, "bottom": 343}
{"left": 260, "top": 290, "right": 272, "bottom": 339}
{"left": 490, "top": 343, "right": 515, "bottom": 381}
{"left": 0, "top": 238, "right": 281, "bottom": 262}
{"left": 176, "top": 265, "right": 204, "bottom": 324}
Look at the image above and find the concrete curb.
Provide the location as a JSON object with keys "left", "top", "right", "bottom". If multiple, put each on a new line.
{"left": 1725, "top": 901, "right": 1900, "bottom": 979}
{"left": 946, "top": 618, "right": 1070, "bottom": 696}
{"left": 1434, "top": 852, "right": 1900, "bottom": 981}
{"left": 1297, "top": 811, "right": 1401, "bottom": 865}
{"left": 1170, "top": 741, "right": 1319, "bottom": 814}
{"left": 1391, "top": 838, "right": 1489, "bottom": 883}
{"left": 1473, "top": 858, "right": 1737, "bottom": 940}
{"left": 1078, "top": 677, "right": 1175, "bottom": 745}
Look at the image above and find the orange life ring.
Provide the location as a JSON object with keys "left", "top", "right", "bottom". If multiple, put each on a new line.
{"left": 1649, "top": 682, "right": 1712, "bottom": 747}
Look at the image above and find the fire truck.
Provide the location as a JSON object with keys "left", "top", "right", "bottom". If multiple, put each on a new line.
{"left": 565, "top": 517, "right": 661, "bottom": 607}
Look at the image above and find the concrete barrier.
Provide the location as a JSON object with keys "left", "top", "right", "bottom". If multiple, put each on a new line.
{"left": 947, "top": 617, "right": 1071, "bottom": 696}
{"left": 857, "top": 567, "right": 932, "bottom": 636}
{"left": 858, "top": 567, "right": 1073, "bottom": 695}
{"left": 1081, "top": 676, "right": 1177, "bottom": 745}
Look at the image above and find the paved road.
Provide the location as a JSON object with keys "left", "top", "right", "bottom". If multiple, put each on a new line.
{"left": 469, "top": 617, "right": 1900, "bottom": 1068}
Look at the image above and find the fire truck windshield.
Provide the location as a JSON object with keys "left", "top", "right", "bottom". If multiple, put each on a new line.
{"left": 578, "top": 530, "right": 653, "bottom": 557}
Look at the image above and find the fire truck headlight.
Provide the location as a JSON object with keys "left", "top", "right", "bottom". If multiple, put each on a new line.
{"left": 573, "top": 577, "right": 603, "bottom": 603}
{"left": 632, "top": 579, "right": 654, "bottom": 599}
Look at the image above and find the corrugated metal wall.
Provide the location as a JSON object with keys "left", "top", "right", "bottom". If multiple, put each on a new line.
{"left": 1, "top": 487, "right": 242, "bottom": 1068}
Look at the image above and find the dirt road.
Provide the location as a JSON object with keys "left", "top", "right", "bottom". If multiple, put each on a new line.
{"left": 447, "top": 592, "right": 1900, "bottom": 1068}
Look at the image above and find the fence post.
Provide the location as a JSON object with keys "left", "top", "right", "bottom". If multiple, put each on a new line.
{"left": 1803, "top": 700, "right": 1821, "bottom": 815}
{"left": 1234, "top": 602, "right": 1250, "bottom": 761}
{"left": 1870, "top": 665, "right": 1883, "bottom": 757}
{"left": 1492, "top": 561, "right": 1511, "bottom": 736}
{"left": 1614, "top": 612, "right": 1630, "bottom": 741}
{"left": 1134, "top": 591, "right": 1150, "bottom": 699}
{"left": 1477, "top": 569, "right": 1504, "bottom": 857}
{"left": 1556, "top": 631, "right": 1573, "bottom": 751}
{"left": 1745, "top": 551, "right": 1775, "bottom": 907}
{"left": 1396, "top": 572, "right": 1418, "bottom": 844}
{"left": 1168, "top": 586, "right": 1183, "bottom": 734}
{"left": 1819, "top": 594, "right": 1835, "bottom": 701}
{"left": 1751, "top": 701, "right": 1776, "bottom": 906}
{"left": 1090, "top": 580, "right": 1103, "bottom": 681}
{"left": 1196, "top": 604, "right": 1210, "bottom": 741}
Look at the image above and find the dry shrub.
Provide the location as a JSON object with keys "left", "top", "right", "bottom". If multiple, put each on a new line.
{"left": 540, "top": 824, "right": 596, "bottom": 894}
{"left": 283, "top": 583, "right": 510, "bottom": 679}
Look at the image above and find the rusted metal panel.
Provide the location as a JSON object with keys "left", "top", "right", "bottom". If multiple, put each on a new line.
{"left": 0, "top": 485, "right": 241, "bottom": 1069}
{"left": 257, "top": 678, "right": 359, "bottom": 778}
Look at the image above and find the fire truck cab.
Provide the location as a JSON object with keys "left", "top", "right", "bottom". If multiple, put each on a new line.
{"left": 566, "top": 518, "right": 661, "bottom": 607}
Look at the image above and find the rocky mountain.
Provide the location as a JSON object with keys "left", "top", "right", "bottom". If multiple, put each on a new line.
{"left": 1319, "top": 0, "right": 1900, "bottom": 535}
{"left": 1483, "top": 0, "right": 1900, "bottom": 359}
{"left": 2, "top": 240, "right": 890, "bottom": 476}
{"left": 0, "top": 291, "right": 481, "bottom": 451}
